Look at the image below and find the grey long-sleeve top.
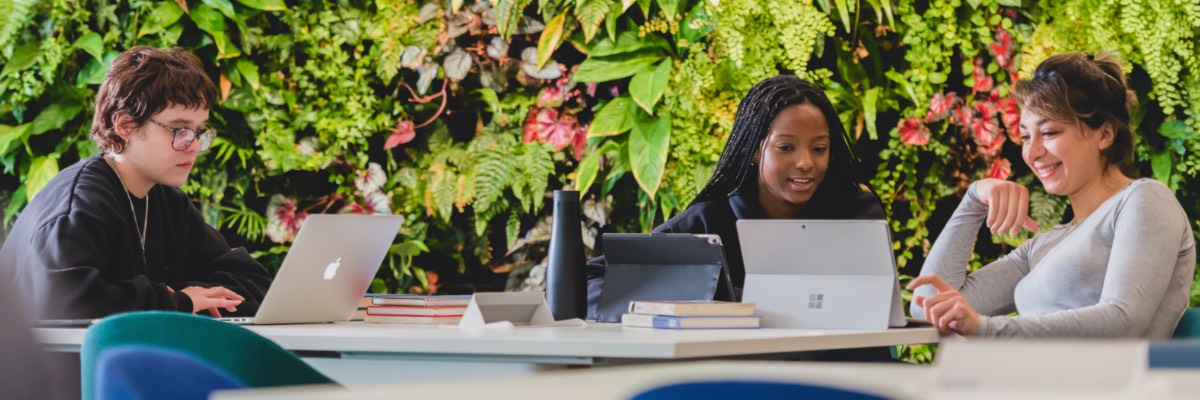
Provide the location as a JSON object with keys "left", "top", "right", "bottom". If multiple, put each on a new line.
{"left": 910, "top": 179, "right": 1196, "bottom": 339}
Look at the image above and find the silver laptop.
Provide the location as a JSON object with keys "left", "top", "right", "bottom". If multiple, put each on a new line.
{"left": 736, "top": 220, "right": 907, "bottom": 330}
{"left": 221, "top": 214, "right": 404, "bottom": 325}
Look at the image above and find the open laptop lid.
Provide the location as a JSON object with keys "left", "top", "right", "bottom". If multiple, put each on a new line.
{"left": 249, "top": 214, "right": 404, "bottom": 324}
{"left": 736, "top": 220, "right": 906, "bottom": 329}
{"left": 592, "top": 233, "right": 735, "bottom": 323}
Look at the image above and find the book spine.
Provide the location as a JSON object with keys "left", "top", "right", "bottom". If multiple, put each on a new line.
{"left": 651, "top": 316, "right": 682, "bottom": 329}
{"left": 630, "top": 302, "right": 677, "bottom": 315}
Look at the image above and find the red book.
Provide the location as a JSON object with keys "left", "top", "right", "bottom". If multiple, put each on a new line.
{"left": 365, "top": 305, "right": 467, "bottom": 317}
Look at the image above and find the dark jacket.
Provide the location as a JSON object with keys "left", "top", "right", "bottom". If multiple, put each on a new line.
{"left": 586, "top": 187, "right": 885, "bottom": 317}
{"left": 0, "top": 155, "right": 271, "bottom": 319}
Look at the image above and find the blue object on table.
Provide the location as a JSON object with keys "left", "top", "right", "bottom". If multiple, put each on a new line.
{"left": 81, "top": 311, "right": 336, "bottom": 400}
{"left": 629, "top": 380, "right": 893, "bottom": 400}
{"left": 96, "top": 345, "right": 245, "bottom": 400}
{"left": 1149, "top": 339, "right": 1200, "bottom": 368}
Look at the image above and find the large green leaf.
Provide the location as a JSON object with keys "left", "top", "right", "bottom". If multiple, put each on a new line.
{"left": 629, "top": 115, "right": 670, "bottom": 200}
{"left": 495, "top": 0, "right": 533, "bottom": 39}
{"left": 537, "top": 12, "right": 568, "bottom": 69}
{"left": 587, "top": 96, "right": 637, "bottom": 137}
{"left": 1150, "top": 149, "right": 1173, "bottom": 183}
{"left": 137, "top": 1, "right": 185, "bottom": 38}
{"left": 190, "top": 3, "right": 228, "bottom": 33}
{"left": 5, "top": 186, "right": 27, "bottom": 226}
{"left": 0, "top": 124, "right": 32, "bottom": 156}
{"left": 573, "top": 141, "right": 618, "bottom": 193}
{"left": 1, "top": 43, "right": 41, "bottom": 76}
{"left": 589, "top": 30, "right": 669, "bottom": 57}
{"left": 235, "top": 0, "right": 286, "bottom": 11}
{"left": 863, "top": 86, "right": 879, "bottom": 140}
{"left": 31, "top": 102, "right": 84, "bottom": 136}
{"left": 73, "top": 31, "right": 103, "bottom": 60}
{"left": 575, "top": 0, "right": 607, "bottom": 43}
{"left": 25, "top": 154, "right": 60, "bottom": 201}
{"left": 76, "top": 51, "right": 119, "bottom": 86}
{"left": 235, "top": 59, "right": 260, "bottom": 89}
{"left": 202, "top": 0, "right": 237, "bottom": 19}
{"left": 630, "top": 59, "right": 670, "bottom": 114}
{"left": 1159, "top": 120, "right": 1193, "bottom": 140}
{"left": 210, "top": 31, "right": 241, "bottom": 59}
{"left": 573, "top": 50, "right": 663, "bottom": 83}
{"left": 656, "top": 0, "right": 679, "bottom": 20}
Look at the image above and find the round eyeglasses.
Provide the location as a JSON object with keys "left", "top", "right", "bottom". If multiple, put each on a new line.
{"left": 147, "top": 119, "right": 218, "bottom": 151}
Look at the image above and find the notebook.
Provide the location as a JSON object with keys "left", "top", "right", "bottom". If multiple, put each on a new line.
{"left": 220, "top": 214, "right": 404, "bottom": 325}
{"left": 736, "top": 220, "right": 907, "bottom": 330}
{"left": 592, "top": 233, "right": 736, "bottom": 323}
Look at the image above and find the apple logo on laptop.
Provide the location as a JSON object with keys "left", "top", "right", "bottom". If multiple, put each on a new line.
{"left": 323, "top": 257, "right": 342, "bottom": 280}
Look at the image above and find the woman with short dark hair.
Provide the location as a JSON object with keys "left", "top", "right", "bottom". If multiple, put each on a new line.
{"left": 909, "top": 52, "right": 1196, "bottom": 338}
{"left": 0, "top": 46, "right": 271, "bottom": 319}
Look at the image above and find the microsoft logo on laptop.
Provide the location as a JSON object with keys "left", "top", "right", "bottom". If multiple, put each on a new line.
{"left": 808, "top": 294, "right": 824, "bottom": 309}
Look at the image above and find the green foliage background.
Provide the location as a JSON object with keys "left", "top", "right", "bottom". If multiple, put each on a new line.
{"left": 2, "top": 0, "right": 1199, "bottom": 359}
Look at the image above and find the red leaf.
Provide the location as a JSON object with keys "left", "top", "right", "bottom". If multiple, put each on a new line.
{"left": 385, "top": 120, "right": 416, "bottom": 150}
{"left": 988, "top": 158, "right": 1013, "bottom": 180}
{"left": 925, "top": 92, "right": 959, "bottom": 122}
{"left": 972, "top": 57, "right": 994, "bottom": 94}
{"left": 547, "top": 113, "right": 578, "bottom": 151}
{"left": 898, "top": 118, "right": 930, "bottom": 146}
{"left": 997, "top": 97, "right": 1022, "bottom": 144}
{"left": 991, "top": 29, "right": 1014, "bottom": 70}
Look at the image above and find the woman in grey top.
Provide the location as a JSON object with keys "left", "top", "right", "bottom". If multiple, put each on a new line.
{"left": 908, "top": 52, "right": 1196, "bottom": 338}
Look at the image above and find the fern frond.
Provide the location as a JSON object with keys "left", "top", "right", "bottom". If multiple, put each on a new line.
{"left": 520, "top": 142, "right": 555, "bottom": 213}
{"left": 469, "top": 133, "right": 519, "bottom": 215}
{"left": 0, "top": 0, "right": 38, "bottom": 54}
{"left": 427, "top": 164, "right": 457, "bottom": 223}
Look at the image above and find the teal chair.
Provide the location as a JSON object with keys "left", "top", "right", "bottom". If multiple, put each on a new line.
{"left": 81, "top": 311, "right": 336, "bottom": 400}
{"left": 1172, "top": 308, "right": 1200, "bottom": 339}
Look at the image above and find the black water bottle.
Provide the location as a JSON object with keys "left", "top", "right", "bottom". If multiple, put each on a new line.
{"left": 546, "top": 190, "right": 586, "bottom": 320}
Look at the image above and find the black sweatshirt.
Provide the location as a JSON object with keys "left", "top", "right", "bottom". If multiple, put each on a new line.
{"left": 0, "top": 155, "right": 271, "bottom": 319}
{"left": 586, "top": 186, "right": 885, "bottom": 317}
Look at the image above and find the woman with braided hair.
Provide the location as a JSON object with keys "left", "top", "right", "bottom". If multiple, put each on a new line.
{"left": 587, "top": 75, "right": 884, "bottom": 314}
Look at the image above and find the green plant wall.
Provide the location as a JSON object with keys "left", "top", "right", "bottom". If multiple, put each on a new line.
{"left": 2, "top": 0, "right": 1198, "bottom": 352}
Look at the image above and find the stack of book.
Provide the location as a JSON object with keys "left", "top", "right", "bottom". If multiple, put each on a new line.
{"left": 362, "top": 294, "right": 473, "bottom": 325}
{"left": 621, "top": 300, "right": 760, "bottom": 329}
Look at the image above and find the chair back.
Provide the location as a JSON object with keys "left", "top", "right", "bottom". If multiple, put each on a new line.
{"left": 97, "top": 345, "right": 245, "bottom": 400}
{"left": 81, "top": 311, "right": 335, "bottom": 399}
{"left": 630, "top": 380, "right": 892, "bottom": 400}
{"left": 1173, "top": 308, "right": 1200, "bottom": 339}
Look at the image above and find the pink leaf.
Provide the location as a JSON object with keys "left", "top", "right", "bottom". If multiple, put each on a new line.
{"left": 925, "top": 92, "right": 959, "bottom": 122}
{"left": 385, "top": 120, "right": 416, "bottom": 150}
{"left": 898, "top": 118, "right": 930, "bottom": 146}
{"left": 997, "top": 97, "right": 1022, "bottom": 144}
{"left": 988, "top": 158, "right": 1013, "bottom": 180}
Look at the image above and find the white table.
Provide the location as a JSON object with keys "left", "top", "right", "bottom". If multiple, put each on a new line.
{"left": 211, "top": 360, "right": 1200, "bottom": 400}
{"left": 35, "top": 323, "right": 937, "bottom": 386}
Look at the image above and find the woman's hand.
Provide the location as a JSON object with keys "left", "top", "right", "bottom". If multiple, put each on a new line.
{"left": 181, "top": 286, "right": 244, "bottom": 317}
{"left": 974, "top": 178, "right": 1040, "bottom": 236}
{"left": 908, "top": 274, "right": 980, "bottom": 336}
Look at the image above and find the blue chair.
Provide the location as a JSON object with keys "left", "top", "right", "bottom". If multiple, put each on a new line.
{"left": 1147, "top": 308, "right": 1200, "bottom": 368}
{"left": 1172, "top": 308, "right": 1200, "bottom": 339}
{"left": 96, "top": 345, "right": 246, "bottom": 400}
{"left": 81, "top": 311, "right": 336, "bottom": 400}
{"left": 630, "top": 380, "right": 892, "bottom": 400}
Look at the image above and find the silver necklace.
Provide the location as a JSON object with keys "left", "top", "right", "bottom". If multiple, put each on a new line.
{"left": 105, "top": 156, "right": 149, "bottom": 263}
